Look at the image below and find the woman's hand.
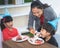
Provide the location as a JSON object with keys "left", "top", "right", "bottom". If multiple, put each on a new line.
{"left": 29, "top": 28, "right": 35, "bottom": 34}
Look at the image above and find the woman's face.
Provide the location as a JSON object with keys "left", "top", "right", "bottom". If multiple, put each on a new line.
{"left": 32, "top": 7, "right": 43, "bottom": 18}
{"left": 4, "top": 21, "right": 13, "bottom": 28}
{"left": 40, "top": 28, "right": 50, "bottom": 38}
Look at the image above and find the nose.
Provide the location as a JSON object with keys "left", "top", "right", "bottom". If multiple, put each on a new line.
{"left": 9, "top": 22, "right": 13, "bottom": 25}
{"left": 35, "top": 13, "right": 39, "bottom": 17}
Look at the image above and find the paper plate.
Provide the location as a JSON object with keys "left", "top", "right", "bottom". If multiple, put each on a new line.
{"left": 12, "top": 35, "right": 29, "bottom": 42}
{"left": 28, "top": 37, "right": 44, "bottom": 45}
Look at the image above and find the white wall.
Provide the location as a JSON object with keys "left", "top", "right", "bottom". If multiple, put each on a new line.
{"left": 0, "top": 29, "right": 2, "bottom": 48}
{"left": 13, "top": 15, "right": 29, "bottom": 28}
{"left": 54, "top": 21, "right": 60, "bottom": 48}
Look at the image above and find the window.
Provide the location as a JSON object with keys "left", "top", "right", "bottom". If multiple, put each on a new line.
{"left": 0, "top": 0, "right": 4, "bottom": 5}
{"left": 0, "top": 0, "right": 15, "bottom": 5}
{"left": 24, "top": 0, "right": 32, "bottom": 3}
{"left": 0, "top": 0, "right": 33, "bottom": 5}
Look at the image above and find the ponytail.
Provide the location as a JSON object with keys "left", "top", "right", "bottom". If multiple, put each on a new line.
{"left": 1, "top": 16, "right": 13, "bottom": 31}
{"left": 1, "top": 19, "right": 6, "bottom": 31}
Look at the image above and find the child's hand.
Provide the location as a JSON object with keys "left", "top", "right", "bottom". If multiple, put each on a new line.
{"left": 35, "top": 32, "right": 42, "bottom": 38}
{"left": 16, "top": 35, "right": 22, "bottom": 40}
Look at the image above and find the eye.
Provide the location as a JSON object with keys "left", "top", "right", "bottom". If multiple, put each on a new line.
{"left": 36, "top": 11, "right": 39, "bottom": 13}
{"left": 41, "top": 29, "right": 43, "bottom": 31}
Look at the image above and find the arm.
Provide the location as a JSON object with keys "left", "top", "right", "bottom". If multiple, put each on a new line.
{"left": 44, "top": 7, "right": 58, "bottom": 30}
{"left": 44, "top": 7, "right": 57, "bottom": 21}
{"left": 28, "top": 11, "right": 34, "bottom": 30}
{"left": 28, "top": 11, "right": 35, "bottom": 34}
{"left": 2, "top": 31, "right": 11, "bottom": 41}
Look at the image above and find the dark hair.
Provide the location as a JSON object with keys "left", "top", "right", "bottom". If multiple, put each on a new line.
{"left": 31, "top": 1, "right": 49, "bottom": 10}
{"left": 41, "top": 23, "right": 55, "bottom": 36}
{"left": 1, "top": 16, "right": 13, "bottom": 31}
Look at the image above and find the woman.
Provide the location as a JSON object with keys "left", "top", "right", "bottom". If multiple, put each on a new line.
{"left": 28, "top": 0, "right": 57, "bottom": 34}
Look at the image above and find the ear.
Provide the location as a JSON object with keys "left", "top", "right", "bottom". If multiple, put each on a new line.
{"left": 3, "top": 23, "right": 6, "bottom": 27}
{"left": 46, "top": 32, "right": 50, "bottom": 36}
{"left": 41, "top": 8, "right": 43, "bottom": 11}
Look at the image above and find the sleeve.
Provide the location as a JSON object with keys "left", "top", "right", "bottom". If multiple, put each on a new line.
{"left": 2, "top": 31, "right": 11, "bottom": 41}
{"left": 8, "top": 28, "right": 19, "bottom": 36}
{"left": 44, "top": 7, "right": 58, "bottom": 30}
{"left": 28, "top": 11, "right": 34, "bottom": 29}
{"left": 47, "top": 37, "right": 58, "bottom": 47}
{"left": 44, "top": 7, "right": 57, "bottom": 21}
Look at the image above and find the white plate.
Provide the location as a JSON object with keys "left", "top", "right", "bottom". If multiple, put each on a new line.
{"left": 12, "top": 35, "right": 29, "bottom": 42}
{"left": 28, "top": 37, "right": 44, "bottom": 45}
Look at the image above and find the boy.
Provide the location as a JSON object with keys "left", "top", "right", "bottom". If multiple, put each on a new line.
{"left": 39, "top": 23, "right": 58, "bottom": 47}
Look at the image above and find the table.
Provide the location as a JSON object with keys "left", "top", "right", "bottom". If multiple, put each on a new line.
{"left": 2, "top": 40, "right": 58, "bottom": 48}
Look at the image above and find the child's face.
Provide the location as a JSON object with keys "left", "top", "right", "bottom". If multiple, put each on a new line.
{"left": 40, "top": 28, "right": 50, "bottom": 38}
{"left": 4, "top": 21, "right": 13, "bottom": 28}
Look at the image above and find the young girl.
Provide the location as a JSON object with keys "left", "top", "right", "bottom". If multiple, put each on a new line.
{"left": 1, "top": 16, "right": 21, "bottom": 41}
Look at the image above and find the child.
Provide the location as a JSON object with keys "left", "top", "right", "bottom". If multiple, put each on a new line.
{"left": 38, "top": 23, "right": 58, "bottom": 47}
{"left": 1, "top": 16, "right": 21, "bottom": 41}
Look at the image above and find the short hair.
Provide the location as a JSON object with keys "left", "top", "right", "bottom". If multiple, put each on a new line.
{"left": 41, "top": 23, "right": 56, "bottom": 35}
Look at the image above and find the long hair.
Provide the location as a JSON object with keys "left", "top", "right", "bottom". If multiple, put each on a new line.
{"left": 1, "top": 16, "right": 13, "bottom": 31}
{"left": 31, "top": 0, "right": 50, "bottom": 10}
